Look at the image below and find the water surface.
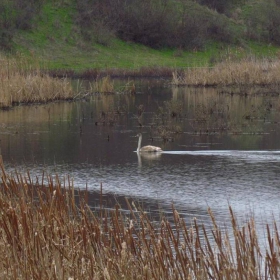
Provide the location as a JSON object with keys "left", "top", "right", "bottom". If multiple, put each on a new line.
{"left": 1, "top": 81, "right": 280, "bottom": 242}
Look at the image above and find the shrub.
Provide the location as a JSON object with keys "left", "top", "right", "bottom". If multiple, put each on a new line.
{"left": 0, "top": 0, "right": 44, "bottom": 50}
{"left": 76, "top": 0, "right": 179, "bottom": 48}
{"left": 0, "top": 1, "right": 15, "bottom": 50}
{"left": 75, "top": 0, "right": 240, "bottom": 50}
{"left": 197, "top": 0, "right": 247, "bottom": 14}
{"left": 116, "top": 0, "right": 179, "bottom": 48}
{"left": 76, "top": 0, "right": 117, "bottom": 45}
{"left": 242, "top": 0, "right": 280, "bottom": 45}
{"left": 176, "top": 2, "right": 241, "bottom": 49}
{"left": 198, "top": 0, "right": 232, "bottom": 13}
{"left": 13, "top": 0, "right": 43, "bottom": 30}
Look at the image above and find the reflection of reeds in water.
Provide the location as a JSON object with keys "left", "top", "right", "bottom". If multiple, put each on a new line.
{"left": 153, "top": 100, "right": 183, "bottom": 139}
{"left": 170, "top": 87, "right": 277, "bottom": 135}
{"left": 0, "top": 54, "right": 74, "bottom": 108}
{"left": 93, "top": 76, "right": 136, "bottom": 95}
{"left": 0, "top": 159, "right": 279, "bottom": 279}
{"left": 172, "top": 59, "right": 280, "bottom": 87}
{"left": 91, "top": 92, "right": 129, "bottom": 126}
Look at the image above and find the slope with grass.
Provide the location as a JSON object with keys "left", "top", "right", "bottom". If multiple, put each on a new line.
{"left": 1, "top": 0, "right": 278, "bottom": 75}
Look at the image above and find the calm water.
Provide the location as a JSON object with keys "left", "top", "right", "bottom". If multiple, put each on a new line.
{"left": 1, "top": 80, "right": 280, "bottom": 241}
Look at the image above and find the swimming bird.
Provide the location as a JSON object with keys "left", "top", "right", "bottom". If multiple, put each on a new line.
{"left": 136, "top": 133, "right": 162, "bottom": 153}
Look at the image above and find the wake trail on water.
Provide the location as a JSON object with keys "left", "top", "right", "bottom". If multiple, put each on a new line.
{"left": 162, "top": 150, "right": 280, "bottom": 155}
{"left": 161, "top": 150, "right": 280, "bottom": 162}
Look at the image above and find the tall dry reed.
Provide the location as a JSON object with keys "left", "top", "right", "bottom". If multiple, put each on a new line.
{"left": 172, "top": 60, "right": 280, "bottom": 87}
{"left": 94, "top": 76, "right": 115, "bottom": 93}
{"left": 0, "top": 54, "right": 74, "bottom": 108}
{"left": 0, "top": 159, "right": 279, "bottom": 279}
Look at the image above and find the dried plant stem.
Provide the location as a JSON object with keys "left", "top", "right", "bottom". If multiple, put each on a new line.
{"left": 172, "top": 60, "right": 280, "bottom": 87}
{"left": 0, "top": 55, "right": 74, "bottom": 108}
{"left": 0, "top": 160, "right": 279, "bottom": 279}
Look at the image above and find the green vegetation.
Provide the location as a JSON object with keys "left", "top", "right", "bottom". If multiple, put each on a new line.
{"left": 0, "top": 160, "right": 279, "bottom": 279}
{"left": 0, "top": 0, "right": 280, "bottom": 73}
{"left": 0, "top": 0, "right": 43, "bottom": 50}
{"left": 0, "top": 0, "right": 279, "bottom": 104}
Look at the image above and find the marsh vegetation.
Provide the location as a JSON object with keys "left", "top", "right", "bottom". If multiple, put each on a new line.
{"left": 0, "top": 79, "right": 279, "bottom": 278}
{"left": 0, "top": 56, "right": 137, "bottom": 109}
{"left": 0, "top": 161, "right": 279, "bottom": 279}
{"left": 0, "top": 54, "right": 74, "bottom": 108}
{"left": 172, "top": 59, "right": 280, "bottom": 87}
{"left": 1, "top": 0, "right": 280, "bottom": 278}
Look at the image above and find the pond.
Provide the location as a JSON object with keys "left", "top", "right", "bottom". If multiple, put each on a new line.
{"left": 1, "top": 79, "right": 280, "bottom": 242}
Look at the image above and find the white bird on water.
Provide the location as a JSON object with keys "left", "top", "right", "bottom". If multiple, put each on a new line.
{"left": 136, "top": 133, "right": 162, "bottom": 153}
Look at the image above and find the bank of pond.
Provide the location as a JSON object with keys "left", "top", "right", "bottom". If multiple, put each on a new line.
{"left": 1, "top": 55, "right": 280, "bottom": 109}
{"left": 1, "top": 55, "right": 280, "bottom": 279}
{"left": 0, "top": 161, "right": 278, "bottom": 279}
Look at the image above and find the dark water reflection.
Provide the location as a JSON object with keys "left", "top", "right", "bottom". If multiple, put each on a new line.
{"left": 1, "top": 80, "right": 280, "bottom": 244}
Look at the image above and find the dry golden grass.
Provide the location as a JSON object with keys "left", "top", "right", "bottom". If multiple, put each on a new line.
{"left": 172, "top": 60, "right": 280, "bottom": 87}
{"left": 0, "top": 159, "right": 279, "bottom": 279}
{"left": 94, "top": 76, "right": 115, "bottom": 93}
{"left": 0, "top": 54, "right": 74, "bottom": 108}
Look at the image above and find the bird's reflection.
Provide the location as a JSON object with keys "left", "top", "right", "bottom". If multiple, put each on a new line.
{"left": 137, "top": 152, "right": 162, "bottom": 167}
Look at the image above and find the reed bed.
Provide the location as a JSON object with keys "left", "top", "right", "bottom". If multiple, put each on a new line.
{"left": 0, "top": 55, "right": 74, "bottom": 108}
{"left": 94, "top": 76, "right": 115, "bottom": 94}
{"left": 0, "top": 160, "right": 279, "bottom": 279}
{"left": 91, "top": 77, "right": 136, "bottom": 95}
{"left": 172, "top": 60, "right": 280, "bottom": 87}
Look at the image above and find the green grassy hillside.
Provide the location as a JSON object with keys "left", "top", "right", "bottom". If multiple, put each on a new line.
{"left": 2, "top": 0, "right": 280, "bottom": 73}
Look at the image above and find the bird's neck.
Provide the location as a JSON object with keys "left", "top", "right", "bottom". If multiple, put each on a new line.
{"left": 137, "top": 135, "right": 142, "bottom": 153}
